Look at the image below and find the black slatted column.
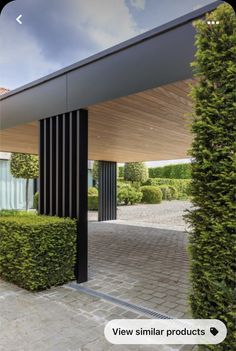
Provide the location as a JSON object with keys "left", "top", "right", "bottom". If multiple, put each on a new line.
{"left": 39, "top": 109, "right": 88, "bottom": 283}
{"left": 98, "top": 161, "right": 117, "bottom": 221}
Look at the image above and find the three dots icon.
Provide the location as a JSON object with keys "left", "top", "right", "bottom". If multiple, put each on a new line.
{"left": 207, "top": 20, "right": 220, "bottom": 25}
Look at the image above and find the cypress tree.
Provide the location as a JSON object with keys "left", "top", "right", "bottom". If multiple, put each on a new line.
{"left": 188, "top": 4, "right": 236, "bottom": 350}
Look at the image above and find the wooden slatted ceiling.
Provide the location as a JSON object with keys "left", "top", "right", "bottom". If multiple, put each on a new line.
{"left": 0, "top": 79, "right": 195, "bottom": 162}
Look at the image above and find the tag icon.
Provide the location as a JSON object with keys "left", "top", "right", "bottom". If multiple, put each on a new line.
{"left": 210, "top": 327, "right": 219, "bottom": 336}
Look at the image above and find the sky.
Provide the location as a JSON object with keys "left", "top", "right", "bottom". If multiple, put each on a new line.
{"left": 0, "top": 0, "right": 217, "bottom": 90}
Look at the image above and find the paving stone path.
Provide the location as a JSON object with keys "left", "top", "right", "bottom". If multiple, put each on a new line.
{"left": 0, "top": 201, "right": 193, "bottom": 351}
{"left": 87, "top": 222, "right": 190, "bottom": 319}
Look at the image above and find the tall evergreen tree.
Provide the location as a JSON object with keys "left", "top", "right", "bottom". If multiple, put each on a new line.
{"left": 188, "top": 4, "right": 236, "bottom": 350}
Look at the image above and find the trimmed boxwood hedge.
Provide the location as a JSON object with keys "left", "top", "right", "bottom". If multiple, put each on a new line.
{"left": 0, "top": 210, "right": 35, "bottom": 216}
{"left": 149, "top": 163, "right": 191, "bottom": 179}
{"left": 88, "top": 195, "right": 98, "bottom": 210}
{"left": 0, "top": 215, "right": 76, "bottom": 291}
{"left": 140, "top": 186, "right": 162, "bottom": 204}
{"left": 143, "top": 178, "right": 190, "bottom": 199}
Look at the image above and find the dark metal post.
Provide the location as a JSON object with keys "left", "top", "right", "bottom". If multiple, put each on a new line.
{"left": 39, "top": 109, "right": 88, "bottom": 283}
{"left": 75, "top": 110, "right": 88, "bottom": 283}
{"left": 98, "top": 161, "right": 117, "bottom": 221}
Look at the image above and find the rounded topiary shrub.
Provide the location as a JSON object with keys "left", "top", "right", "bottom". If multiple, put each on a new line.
{"left": 88, "top": 187, "right": 98, "bottom": 196}
{"left": 140, "top": 186, "right": 162, "bottom": 204}
{"left": 117, "top": 183, "right": 142, "bottom": 205}
{"left": 143, "top": 178, "right": 190, "bottom": 199}
{"left": 124, "top": 162, "right": 148, "bottom": 184}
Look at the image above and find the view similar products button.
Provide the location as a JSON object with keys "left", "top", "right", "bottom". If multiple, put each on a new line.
{"left": 104, "top": 319, "right": 227, "bottom": 345}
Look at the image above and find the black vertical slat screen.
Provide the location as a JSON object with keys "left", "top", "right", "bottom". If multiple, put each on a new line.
{"left": 98, "top": 161, "right": 117, "bottom": 221}
{"left": 56, "top": 115, "right": 63, "bottom": 217}
{"left": 50, "top": 117, "right": 57, "bottom": 215}
{"left": 39, "top": 109, "right": 88, "bottom": 283}
{"left": 63, "top": 113, "right": 70, "bottom": 217}
{"left": 39, "top": 120, "right": 44, "bottom": 212}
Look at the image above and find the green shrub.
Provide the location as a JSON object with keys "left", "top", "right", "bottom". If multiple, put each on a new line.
{"left": 149, "top": 163, "right": 191, "bottom": 179}
{"left": 118, "top": 166, "right": 124, "bottom": 178}
{"left": 143, "top": 178, "right": 190, "bottom": 200}
{"left": 92, "top": 161, "right": 99, "bottom": 181}
{"left": 159, "top": 185, "right": 172, "bottom": 200}
{"left": 148, "top": 167, "right": 163, "bottom": 178}
{"left": 117, "top": 184, "right": 142, "bottom": 205}
{"left": 124, "top": 162, "right": 148, "bottom": 183}
{"left": 140, "top": 186, "right": 162, "bottom": 204}
{"left": 33, "top": 191, "right": 39, "bottom": 210}
{"left": 187, "top": 4, "right": 236, "bottom": 350}
{"left": 0, "top": 210, "right": 35, "bottom": 217}
{"left": 0, "top": 215, "right": 76, "bottom": 291}
{"left": 88, "top": 195, "right": 98, "bottom": 210}
{"left": 34, "top": 188, "right": 98, "bottom": 211}
{"left": 88, "top": 187, "right": 98, "bottom": 196}
{"left": 168, "top": 186, "right": 178, "bottom": 200}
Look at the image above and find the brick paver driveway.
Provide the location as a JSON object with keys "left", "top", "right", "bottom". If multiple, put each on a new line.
{"left": 86, "top": 201, "right": 191, "bottom": 319}
{"left": 0, "top": 201, "right": 192, "bottom": 351}
{"left": 86, "top": 222, "right": 190, "bottom": 318}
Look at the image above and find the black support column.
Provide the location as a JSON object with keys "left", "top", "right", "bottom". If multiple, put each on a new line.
{"left": 39, "top": 109, "right": 88, "bottom": 283}
{"left": 98, "top": 161, "right": 117, "bottom": 221}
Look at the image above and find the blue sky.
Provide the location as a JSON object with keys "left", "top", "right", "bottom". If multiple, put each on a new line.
{"left": 0, "top": 0, "right": 218, "bottom": 90}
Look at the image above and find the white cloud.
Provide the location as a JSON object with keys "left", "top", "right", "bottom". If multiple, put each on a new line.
{"left": 129, "top": 0, "right": 146, "bottom": 11}
{"left": 0, "top": 16, "right": 61, "bottom": 89}
{"left": 0, "top": 0, "right": 144, "bottom": 89}
{"left": 63, "top": 0, "right": 141, "bottom": 48}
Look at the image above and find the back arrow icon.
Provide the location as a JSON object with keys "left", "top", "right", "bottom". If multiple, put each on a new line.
{"left": 16, "top": 14, "right": 22, "bottom": 24}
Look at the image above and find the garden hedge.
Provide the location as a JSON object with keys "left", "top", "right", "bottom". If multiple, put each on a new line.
{"left": 0, "top": 210, "right": 34, "bottom": 217}
{"left": 88, "top": 195, "right": 98, "bottom": 210}
{"left": 143, "top": 178, "right": 190, "bottom": 199}
{"left": 140, "top": 186, "right": 162, "bottom": 204}
{"left": 149, "top": 163, "right": 191, "bottom": 179}
{"left": 187, "top": 4, "right": 236, "bottom": 350}
{"left": 118, "top": 166, "right": 124, "bottom": 178}
{"left": 0, "top": 215, "right": 76, "bottom": 291}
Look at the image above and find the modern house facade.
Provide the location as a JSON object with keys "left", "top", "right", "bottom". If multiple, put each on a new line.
{"left": 0, "top": 1, "right": 221, "bottom": 283}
